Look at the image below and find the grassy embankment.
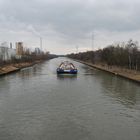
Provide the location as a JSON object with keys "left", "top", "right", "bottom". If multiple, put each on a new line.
{"left": 75, "top": 59, "right": 140, "bottom": 84}
{"left": 0, "top": 54, "right": 58, "bottom": 76}
{"left": 0, "top": 61, "right": 42, "bottom": 76}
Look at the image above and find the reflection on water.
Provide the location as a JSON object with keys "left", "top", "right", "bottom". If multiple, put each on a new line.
{"left": 80, "top": 64, "right": 140, "bottom": 108}
{"left": 18, "top": 67, "right": 35, "bottom": 78}
{"left": 17, "top": 64, "right": 44, "bottom": 78}
{"left": 57, "top": 74, "right": 77, "bottom": 80}
{"left": 98, "top": 71, "right": 140, "bottom": 107}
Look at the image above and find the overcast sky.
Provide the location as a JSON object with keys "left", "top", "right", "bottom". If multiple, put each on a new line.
{"left": 0, "top": 0, "right": 140, "bottom": 54}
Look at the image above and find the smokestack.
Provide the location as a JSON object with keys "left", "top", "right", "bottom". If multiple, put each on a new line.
{"left": 10, "top": 42, "right": 12, "bottom": 49}
{"left": 40, "top": 37, "right": 42, "bottom": 51}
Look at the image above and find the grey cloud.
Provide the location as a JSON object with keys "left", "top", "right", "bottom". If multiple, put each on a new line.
{"left": 1, "top": 0, "right": 140, "bottom": 34}
{"left": 0, "top": 0, "right": 140, "bottom": 54}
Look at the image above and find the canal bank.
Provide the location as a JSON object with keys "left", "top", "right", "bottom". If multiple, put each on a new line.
{"left": 74, "top": 59, "right": 140, "bottom": 84}
{"left": 0, "top": 60, "right": 43, "bottom": 76}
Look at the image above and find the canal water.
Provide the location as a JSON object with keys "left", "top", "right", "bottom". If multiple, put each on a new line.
{"left": 0, "top": 57, "right": 140, "bottom": 140}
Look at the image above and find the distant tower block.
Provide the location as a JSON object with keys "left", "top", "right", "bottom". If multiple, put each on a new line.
{"left": 16, "top": 42, "right": 24, "bottom": 56}
{"left": 35, "top": 48, "right": 41, "bottom": 55}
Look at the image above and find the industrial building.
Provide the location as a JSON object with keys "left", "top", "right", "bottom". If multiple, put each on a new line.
{"left": 0, "top": 43, "right": 16, "bottom": 61}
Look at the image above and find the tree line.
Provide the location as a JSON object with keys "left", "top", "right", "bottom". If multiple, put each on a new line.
{"left": 67, "top": 39, "right": 140, "bottom": 71}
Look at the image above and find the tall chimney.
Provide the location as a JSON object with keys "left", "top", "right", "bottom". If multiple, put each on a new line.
{"left": 10, "top": 42, "right": 12, "bottom": 49}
